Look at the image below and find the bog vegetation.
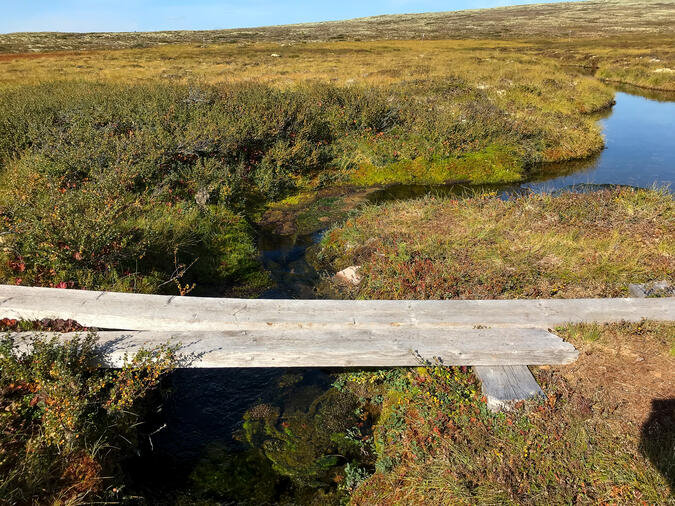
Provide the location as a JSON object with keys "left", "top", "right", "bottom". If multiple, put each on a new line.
{"left": 2, "top": 0, "right": 673, "bottom": 296}
{"left": 0, "top": 65, "right": 612, "bottom": 294}
{"left": 319, "top": 188, "right": 675, "bottom": 299}
{"left": 0, "top": 0, "right": 673, "bottom": 503}
{"left": 346, "top": 321, "right": 674, "bottom": 504}
{"left": 314, "top": 187, "right": 674, "bottom": 501}
{"left": 161, "top": 320, "right": 673, "bottom": 504}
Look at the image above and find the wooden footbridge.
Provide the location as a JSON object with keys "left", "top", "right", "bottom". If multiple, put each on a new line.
{"left": 1, "top": 285, "right": 673, "bottom": 410}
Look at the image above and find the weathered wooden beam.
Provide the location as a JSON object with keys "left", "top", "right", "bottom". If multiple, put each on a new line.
{"left": 474, "top": 365, "right": 545, "bottom": 412}
{"left": 7, "top": 327, "right": 578, "bottom": 368}
{"left": 0, "top": 285, "right": 672, "bottom": 331}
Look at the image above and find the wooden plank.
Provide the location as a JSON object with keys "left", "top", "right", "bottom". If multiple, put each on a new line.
{"left": 474, "top": 365, "right": 544, "bottom": 411}
{"left": 7, "top": 327, "right": 578, "bottom": 367}
{"left": 0, "top": 285, "right": 672, "bottom": 331}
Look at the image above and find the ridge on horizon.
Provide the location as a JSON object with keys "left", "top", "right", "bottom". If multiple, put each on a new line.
{"left": 0, "top": 0, "right": 672, "bottom": 54}
{"left": 3, "top": 0, "right": 587, "bottom": 36}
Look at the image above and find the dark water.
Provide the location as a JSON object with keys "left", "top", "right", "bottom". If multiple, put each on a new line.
{"left": 134, "top": 84, "right": 675, "bottom": 498}
{"left": 258, "top": 230, "right": 323, "bottom": 299}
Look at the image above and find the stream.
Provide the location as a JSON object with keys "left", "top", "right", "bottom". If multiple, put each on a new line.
{"left": 131, "top": 83, "right": 675, "bottom": 500}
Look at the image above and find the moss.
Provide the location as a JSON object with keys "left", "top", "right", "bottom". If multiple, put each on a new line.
{"left": 231, "top": 383, "right": 372, "bottom": 503}
{"left": 295, "top": 196, "right": 345, "bottom": 235}
{"left": 350, "top": 144, "right": 525, "bottom": 186}
{"left": 269, "top": 192, "right": 317, "bottom": 208}
{"left": 188, "top": 447, "right": 284, "bottom": 504}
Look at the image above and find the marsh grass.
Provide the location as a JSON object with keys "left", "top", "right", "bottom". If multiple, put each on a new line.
{"left": 0, "top": 1, "right": 672, "bottom": 91}
{"left": 0, "top": 1, "right": 671, "bottom": 54}
{"left": 319, "top": 188, "right": 674, "bottom": 299}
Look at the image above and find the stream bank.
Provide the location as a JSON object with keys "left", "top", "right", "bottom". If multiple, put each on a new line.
{"left": 129, "top": 83, "right": 675, "bottom": 503}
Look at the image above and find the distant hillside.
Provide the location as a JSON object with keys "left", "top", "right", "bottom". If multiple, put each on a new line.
{"left": 1, "top": 0, "right": 673, "bottom": 54}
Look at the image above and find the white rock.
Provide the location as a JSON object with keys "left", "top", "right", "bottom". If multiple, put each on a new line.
{"left": 335, "top": 266, "right": 362, "bottom": 285}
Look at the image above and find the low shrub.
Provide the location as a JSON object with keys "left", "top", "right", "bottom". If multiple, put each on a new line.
{"left": 344, "top": 322, "right": 674, "bottom": 503}
{"left": 0, "top": 331, "right": 177, "bottom": 503}
{"left": 0, "top": 76, "right": 610, "bottom": 294}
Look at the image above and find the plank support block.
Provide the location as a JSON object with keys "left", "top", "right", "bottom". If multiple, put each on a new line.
{"left": 474, "top": 365, "right": 544, "bottom": 412}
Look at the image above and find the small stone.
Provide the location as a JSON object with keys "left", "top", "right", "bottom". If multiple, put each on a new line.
{"left": 628, "top": 283, "right": 647, "bottom": 297}
{"left": 270, "top": 53, "right": 281, "bottom": 57}
{"left": 195, "top": 188, "right": 209, "bottom": 207}
{"left": 335, "top": 266, "right": 362, "bottom": 285}
{"left": 651, "top": 280, "right": 671, "bottom": 292}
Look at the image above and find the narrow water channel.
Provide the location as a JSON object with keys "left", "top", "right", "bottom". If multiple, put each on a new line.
{"left": 132, "top": 83, "right": 675, "bottom": 500}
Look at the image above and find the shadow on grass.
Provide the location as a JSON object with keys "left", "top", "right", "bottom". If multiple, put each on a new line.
{"left": 640, "top": 398, "right": 675, "bottom": 491}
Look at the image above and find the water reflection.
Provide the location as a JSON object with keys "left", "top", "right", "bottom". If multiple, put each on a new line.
{"left": 526, "top": 90, "right": 675, "bottom": 191}
{"left": 258, "top": 231, "right": 323, "bottom": 299}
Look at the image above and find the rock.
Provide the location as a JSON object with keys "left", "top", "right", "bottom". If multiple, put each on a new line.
{"left": 335, "top": 266, "right": 362, "bottom": 286}
{"left": 628, "top": 280, "right": 674, "bottom": 298}
{"left": 629, "top": 284, "right": 647, "bottom": 297}
{"left": 195, "top": 188, "right": 209, "bottom": 207}
{"left": 270, "top": 53, "right": 281, "bottom": 57}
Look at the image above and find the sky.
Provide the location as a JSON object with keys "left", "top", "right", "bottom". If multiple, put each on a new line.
{"left": 0, "top": 0, "right": 573, "bottom": 34}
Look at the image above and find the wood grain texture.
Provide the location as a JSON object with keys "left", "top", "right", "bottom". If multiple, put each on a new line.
{"left": 0, "top": 285, "right": 672, "bottom": 331}
{"left": 474, "top": 365, "right": 545, "bottom": 411}
{"left": 7, "top": 327, "right": 578, "bottom": 367}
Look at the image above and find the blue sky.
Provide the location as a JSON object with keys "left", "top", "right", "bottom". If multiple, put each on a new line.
{"left": 0, "top": 0, "right": 572, "bottom": 34}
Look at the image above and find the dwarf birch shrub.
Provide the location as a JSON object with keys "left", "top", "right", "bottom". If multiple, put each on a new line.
{"left": 0, "top": 331, "right": 177, "bottom": 503}
{"left": 0, "top": 77, "right": 609, "bottom": 293}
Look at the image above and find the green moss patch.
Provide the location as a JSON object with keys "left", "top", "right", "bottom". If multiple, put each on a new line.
{"left": 350, "top": 144, "right": 525, "bottom": 186}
